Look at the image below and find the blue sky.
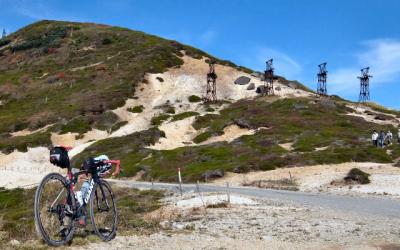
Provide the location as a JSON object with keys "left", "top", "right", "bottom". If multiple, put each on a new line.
{"left": 1, "top": 0, "right": 399, "bottom": 109}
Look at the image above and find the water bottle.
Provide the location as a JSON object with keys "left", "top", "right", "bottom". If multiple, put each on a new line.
{"left": 80, "top": 180, "right": 90, "bottom": 205}
{"left": 77, "top": 180, "right": 90, "bottom": 226}
{"left": 76, "top": 191, "right": 83, "bottom": 207}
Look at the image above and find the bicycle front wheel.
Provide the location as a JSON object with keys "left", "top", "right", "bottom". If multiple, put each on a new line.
{"left": 34, "top": 173, "right": 76, "bottom": 246}
{"left": 89, "top": 179, "right": 117, "bottom": 241}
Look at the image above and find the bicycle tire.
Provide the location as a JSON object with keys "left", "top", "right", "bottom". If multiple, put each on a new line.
{"left": 34, "top": 173, "right": 76, "bottom": 246}
{"left": 89, "top": 179, "right": 117, "bottom": 241}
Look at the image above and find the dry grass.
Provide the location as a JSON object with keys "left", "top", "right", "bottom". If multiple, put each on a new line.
{"left": 243, "top": 178, "right": 299, "bottom": 191}
{"left": 206, "top": 202, "right": 229, "bottom": 209}
{"left": 0, "top": 185, "right": 165, "bottom": 248}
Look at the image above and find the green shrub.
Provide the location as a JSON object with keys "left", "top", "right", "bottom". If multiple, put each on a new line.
{"left": 128, "top": 105, "right": 145, "bottom": 113}
{"left": 206, "top": 107, "right": 215, "bottom": 112}
{"left": 102, "top": 38, "right": 112, "bottom": 45}
{"left": 188, "top": 95, "right": 202, "bottom": 103}
{"left": 110, "top": 121, "right": 128, "bottom": 133}
{"left": 150, "top": 114, "right": 170, "bottom": 126}
{"left": 12, "top": 26, "right": 67, "bottom": 52}
{"left": 166, "top": 106, "right": 175, "bottom": 114}
{"left": 0, "top": 131, "right": 52, "bottom": 153}
{"left": 344, "top": 168, "right": 370, "bottom": 184}
{"left": 93, "top": 111, "right": 120, "bottom": 131}
{"left": 60, "top": 117, "right": 91, "bottom": 135}
{"left": 193, "top": 131, "right": 213, "bottom": 143}
{"left": 0, "top": 38, "right": 11, "bottom": 47}
{"left": 171, "top": 111, "right": 199, "bottom": 122}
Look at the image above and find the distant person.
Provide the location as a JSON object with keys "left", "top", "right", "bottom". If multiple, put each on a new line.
{"left": 371, "top": 130, "right": 378, "bottom": 147}
{"left": 386, "top": 130, "right": 393, "bottom": 146}
{"left": 378, "top": 131, "right": 386, "bottom": 148}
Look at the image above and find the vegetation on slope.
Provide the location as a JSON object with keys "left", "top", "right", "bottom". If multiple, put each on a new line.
{"left": 73, "top": 97, "right": 400, "bottom": 182}
{"left": 0, "top": 20, "right": 243, "bottom": 138}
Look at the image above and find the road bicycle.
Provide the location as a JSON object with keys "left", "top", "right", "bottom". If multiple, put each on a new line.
{"left": 34, "top": 146, "right": 121, "bottom": 246}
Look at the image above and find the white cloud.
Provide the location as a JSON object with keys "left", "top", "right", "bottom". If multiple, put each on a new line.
{"left": 330, "top": 39, "right": 400, "bottom": 94}
{"left": 240, "top": 47, "right": 302, "bottom": 80}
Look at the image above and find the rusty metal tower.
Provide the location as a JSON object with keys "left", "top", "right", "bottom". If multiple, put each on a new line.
{"left": 358, "top": 67, "right": 372, "bottom": 102}
{"left": 205, "top": 61, "right": 217, "bottom": 102}
{"left": 264, "top": 59, "right": 274, "bottom": 95}
{"left": 317, "top": 62, "right": 328, "bottom": 96}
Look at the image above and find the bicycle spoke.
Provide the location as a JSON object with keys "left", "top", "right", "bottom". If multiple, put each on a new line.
{"left": 90, "top": 181, "right": 117, "bottom": 241}
{"left": 35, "top": 174, "right": 75, "bottom": 245}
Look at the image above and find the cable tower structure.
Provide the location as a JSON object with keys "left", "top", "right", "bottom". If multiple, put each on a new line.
{"left": 358, "top": 67, "right": 372, "bottom": 102}
{"left": 317, "top": 62, "right": 328, "bottom": 96}
{"left": 263, "top": 59, "right": 274, "bottom": 95}
{"left": 205, "top": 61, "right": 217, "bottom": 102}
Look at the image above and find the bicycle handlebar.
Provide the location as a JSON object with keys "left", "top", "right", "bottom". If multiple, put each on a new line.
{"left": 103, "top": 160, "right": 121, "bottom": 176}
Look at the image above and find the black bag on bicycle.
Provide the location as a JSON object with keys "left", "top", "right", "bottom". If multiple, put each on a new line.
{"left": 49, "top": 147, "right": 70, "bottom": 168}
{"left": 82, "top": 157, "right": 98, "bottom": 174}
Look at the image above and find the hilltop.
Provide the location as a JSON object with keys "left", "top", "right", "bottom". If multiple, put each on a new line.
{"left": 0, "top": 20, "right": 399, "bottom": 188}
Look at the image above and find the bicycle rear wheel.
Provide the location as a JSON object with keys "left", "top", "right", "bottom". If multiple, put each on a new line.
{"left": 89, "top": 179, "right": 117, "bottom": 241}
{"left": 34, "top": 173, "right": 76, "bottom": 246}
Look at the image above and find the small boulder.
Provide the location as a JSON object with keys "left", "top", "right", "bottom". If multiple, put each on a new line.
{"left": 374, "top": 115, "right": 386, "bottom": 121}
{"left": 247, "top": 82, "right": 255, "bottom": 90}
{"left": 234, "top": 118, "right": 251, "bottom": 129}
{"left": 234, "top": 76, "right": 251, "bottom": 85}
{"left": 233, "top": 166, "right": 250, "bottom": 173}
{"left": 202, "top": 169, "right": 224, "bottom": 181}
{"left": 172, "top": 222, "right": 185, "bottom": 230}
{"left": 10, "top": 240, "right": 20, "bottom": 246}
{"left": 256, "top": 85, "right": 266, "bottom": 94}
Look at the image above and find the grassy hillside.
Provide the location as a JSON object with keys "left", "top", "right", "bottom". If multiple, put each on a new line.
{"left": 74, "top": 97, "right": 400, "bottom": 182}
{"left": 2, "top": 20, "right": 399, "bottom": 183}
{"left": 0, "top": 21, "right": 242, "bottom": 134}
{"left": 0, "top": 20, "right": 251, "bottom": 153}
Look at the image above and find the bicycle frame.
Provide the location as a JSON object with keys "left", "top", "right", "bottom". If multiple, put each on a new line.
{"left": 48, "top": 156, "right": 121, "bottom": 218}
{"left": 36, "top": 146, "right": 121, "bottom": 245}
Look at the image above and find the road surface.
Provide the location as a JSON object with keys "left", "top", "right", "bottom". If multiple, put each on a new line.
{"left": 110, "top": 180, "right": 400, "bottom": 218}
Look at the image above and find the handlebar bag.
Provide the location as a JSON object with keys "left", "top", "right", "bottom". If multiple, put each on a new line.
{"left": 49, "top": 146, "right": 70, "bottom": 168}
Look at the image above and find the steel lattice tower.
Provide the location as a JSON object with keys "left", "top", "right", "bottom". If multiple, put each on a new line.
{"left": 264, "top": 59, "right": 274, "bottom": 95}
{"left": 358, "top": 67, "right": 372, "bottom": 102}
{"left": 317, "top": 62, "right": 328, "bottom": 96}
{"left": 205, "top": 61, "right": 217, "bottom": 102}
{"left": 2, "top": 29, "right": 5, "bottom": 39}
